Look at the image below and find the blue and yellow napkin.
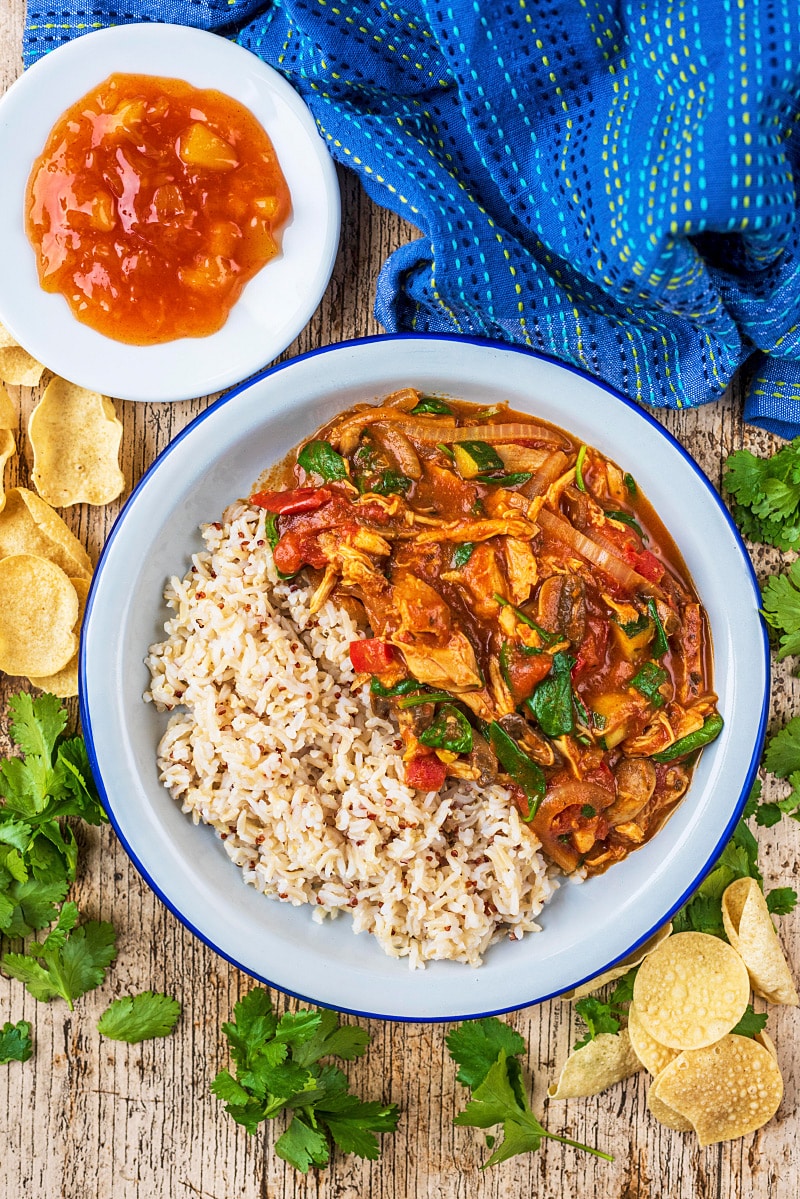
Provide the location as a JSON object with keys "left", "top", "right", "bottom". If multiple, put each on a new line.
{"left": 23, "top": 1, "right": 800, "bottom": 435}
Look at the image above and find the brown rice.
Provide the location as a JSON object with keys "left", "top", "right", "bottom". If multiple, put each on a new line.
{"left": 145, "top": 501, "right": 558, "bottom": 968}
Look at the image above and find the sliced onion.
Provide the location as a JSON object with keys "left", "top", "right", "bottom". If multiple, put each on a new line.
{"left": 371, "top": 423, "right": 423, "bottom": 479}
{"left": 323, "top": 407, "right": 571, "bottom": 449}
{"left": 537, "top": 508, "right": 657, "bottom": 593}
{"left": 524, "top": 450, "right": 569, "bottom": 497}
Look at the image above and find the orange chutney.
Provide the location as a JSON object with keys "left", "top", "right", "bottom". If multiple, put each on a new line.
{"left": 25, "top": 73, "right": 292, "bottom": 345}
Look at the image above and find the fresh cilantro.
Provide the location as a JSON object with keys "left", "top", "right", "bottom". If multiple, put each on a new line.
{"left": 572, "top": 969, "right": 637, "bottom": 1050}
{"left": 724, "top": 439, "right": 800, "bottom": 551}
{"left": 211, "top": 988, "right": 398, "bottom": 1172}
{"left": 763, "top": 716, "right": 800, "bottom": 779}
{"left": 2, "top": 902, "right": 116, "bottom": 1009}
{"left": 766, "top": 887, "right": 798, "bottom": 915}
{"left": 730, "top": 1004, "right": 769, "bottom": 1039}
{"left": 0, "top": 693, "right": 107, "bottom": 936}
{"left": 761, "top": 558, "right": 800, "bottom": 660}
{"left": 0, "top": 1019, "right": 32, "bottom": 1063}
{"left": 672, "top": 819, "right": 763, "bottom": 938}
{"left": 742, "top": 779, "right": 762, "bottom": 819}
{"left": 572, "top": 997, "right": 620, "bottom": 1049}
{"left": 446, "top": 1017, "right": 612, "bottom": 1166}
{"left": 98, "top": 991, "right": 182, "bottom": 1043}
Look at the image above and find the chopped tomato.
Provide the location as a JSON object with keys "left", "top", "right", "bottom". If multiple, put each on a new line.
{"left": 273, "top": 531, "right": 328, "bottom": 574}
{"left": 349, "top": 638, "right": 396, "bottom": 673}
{"left": 405, "top": 753, "right": 448, "bottom": 792}
{"left": 572, "top": 616, "right": 609, "bottom": 678}
{"left": 623, "top": 546, "right": 664, "bottom": 583}
{"left": 503, "top": 646, "right": 553, "bottom": 704}
{"left": 251, "top": 487, "right": 332, "bottom": 515}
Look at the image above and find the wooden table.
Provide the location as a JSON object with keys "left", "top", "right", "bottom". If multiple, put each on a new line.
{"left": 1, "top": 9, "right": 798, "bottom": 1197}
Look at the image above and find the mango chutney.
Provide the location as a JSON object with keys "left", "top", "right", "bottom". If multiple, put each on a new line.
{"left": 25, "top": 73, "right": 292, "bottom": 345}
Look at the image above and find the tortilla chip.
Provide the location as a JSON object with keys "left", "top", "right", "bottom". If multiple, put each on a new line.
{"left": 0, "top": 322, "right": 46, "bottom": 387}
{"left": 632, "top": 932, "right": 750, "bottom": 1050}
{"left": 647, "top": 1083, "right": 694, "bottom": 1132}
{"left": 651, "top": 1035, "right": 783, "bottom": 1147}
{"left": 721, "top": 877, "right": 799, "bottom": 1006}
{"left": 0, "top": 554, "right": 78, "bottom": 676}
{"left": 564, "top": 923, "right": 673, "bottom": 1000}
{"left": 27, "top": 576, "right": 90, "bottom": 698}
{"left": 627, "top": 1002, "right": 680, "bottom": 1076}
{"left": 0, "top": 385, "right": 16, "bottom": 429}
{"left": 755, "top": 1029, "right": 778, "bottom": 1061}
{"left": 29, "top": 377, "right": 125, "bottom": 507}
{"left": 0, "top": 488, "right": 92, "bottom": 579}
{"left": 548, "top": 1030, "right": 642, "bottom": 1099}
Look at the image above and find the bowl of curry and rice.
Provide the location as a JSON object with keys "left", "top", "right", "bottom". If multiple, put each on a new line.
{"left": 80, "top": 335, "right": 768, "bottom": 1021}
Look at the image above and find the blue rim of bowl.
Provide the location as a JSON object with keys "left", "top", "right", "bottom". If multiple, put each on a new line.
{"left": 79, "top": 333, "right": 771, "bottom": 1023}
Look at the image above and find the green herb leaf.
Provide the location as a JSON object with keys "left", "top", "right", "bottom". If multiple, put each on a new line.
{"left": 446, "top": 1017, "right": 527, "bottom": 1090}
{"left": 2, "top": 909, "right": 117, "bottom": 1009}
{"left": 573, "top": 996, "right": 621, "bottom": 1049}
{"left": 418, "top": 704, "right": 473, "bottom": 754}
{"left": 527, "top": 651, "right": 575, "bottom": 738}
{"left": 0, "top": 1019, "right": 33, "bottom": 1063}
{"left": 724, "top": 440, "right": 800, "bottom": 551}
{"left": 604, "top": 509, "right": 647, "bottom": 541}
{"left": 486, "top": 723, "right": 546, "bottom": 817}
{"left": 297, "top": 440, "right": 347, "bottom": 482}
{"left": 730, "top": 1004, "right": 768, "bottom": 1038}
{"left": 763, "top": 716, "right": 800, "bottom": 778}
{"left": 766, "top": 887, "right": 798, "bottom": 915}
{"left": 447, "top": 1021, "right": 612, "bottom": 1166}
{"left": 623, "top": 472, "right": 637, "bottom": 496}
{"left": 646, "top": 598, "right": 669, "bottom": 658}
{"left": 98, "top": 991, "right": 182, "bottom": 1043}
{"left": 473, "top": 471, "right": 533, "bottom": 487}
{"left": 369, "top": 677, "right": 424, "bottom": 698}
{"left": 212, "top": 988, "right": 397, "bottom": 1171}
{"left": 410, "top": 396, "right": 453, "bottom": 416}
{"left": 630, "top": 660, "right": 670, "bottom": 708}
{"left": 370, "top": 469, "right": 411, "bottom": 497}
{"left": 452, "top": 542, "right": 477, "bottom": 569}
{"left": 761, "top": 558, "right": 800, "bottom": 659}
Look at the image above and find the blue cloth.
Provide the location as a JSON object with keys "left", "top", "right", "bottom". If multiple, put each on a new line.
{"left": 21, "top": 2, "right": 800, "bottom": 436}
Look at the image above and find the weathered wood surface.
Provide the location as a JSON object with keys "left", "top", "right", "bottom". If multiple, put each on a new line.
{"left": 1, "top": 8, "right": 798, "bottom": 1198}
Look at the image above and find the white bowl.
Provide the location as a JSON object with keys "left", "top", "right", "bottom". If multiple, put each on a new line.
{"left": 0, "top": 25, "right": 340, "bottom": 402}
{"left": 80, "top": 336, "right": 769, "bottom": 1021}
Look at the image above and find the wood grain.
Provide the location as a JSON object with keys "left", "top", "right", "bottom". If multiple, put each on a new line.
{"left": 1, "top": 8, "right": 798, "bottom": 1197}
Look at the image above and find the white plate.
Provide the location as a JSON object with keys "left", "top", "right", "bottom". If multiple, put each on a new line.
{"left": 80, "top": 336, "right": 769, "bottom": 1020}
{"left": 0, "top": 25, "right": 340, "bottom": 402}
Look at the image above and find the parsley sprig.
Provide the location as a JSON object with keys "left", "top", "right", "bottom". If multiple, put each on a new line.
{"left": 98, "top": 991, "right": 182, "bottom": 1043}
{"left": 0, "top": 1019, "right": 32, "bottom": 1063}
{"left": 573, "top": 970, "right": 636, "bottom": 1050}
{"left": 446, "top": 1017, "right": 613, "bottom": 1166}
{"left": 212, "top": 988, "right": 398, "bottom": 1172}
{"left": 2, "top": 900, "right": 116, "bottom": 1009}
{"left": 724, "top": 438, "right": 800, "bottom": 550}
{"left": 0, "top": 693, "right": 107, "bottom": 939}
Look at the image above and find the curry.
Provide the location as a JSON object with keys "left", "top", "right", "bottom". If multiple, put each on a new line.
{"left": 251, "top": 390, "right": 722, "bottom": 877}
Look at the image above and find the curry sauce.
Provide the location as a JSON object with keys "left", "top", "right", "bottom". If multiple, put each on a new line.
{"left": 251, "top": 390, "right": 722, "bottom": 877}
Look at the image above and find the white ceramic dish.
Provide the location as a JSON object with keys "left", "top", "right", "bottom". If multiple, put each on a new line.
{"left": 80, "top": 336, "right": 769, "bottom": 1021}
{"left": 0, "top": 25, "right": 340, "bottom": 403}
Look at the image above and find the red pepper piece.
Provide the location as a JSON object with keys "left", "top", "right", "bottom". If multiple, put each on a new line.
{"left": 405, "top": 753, "right": 448, "bottom": 792}
{"left": 623, "top": 546, "right": 664, "bottom": 583}
{"left": 251, "top": 487, "right": 332, "bottom": 515}
{"left": 349, "top": 638, "right": 396, "bottom": 673}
